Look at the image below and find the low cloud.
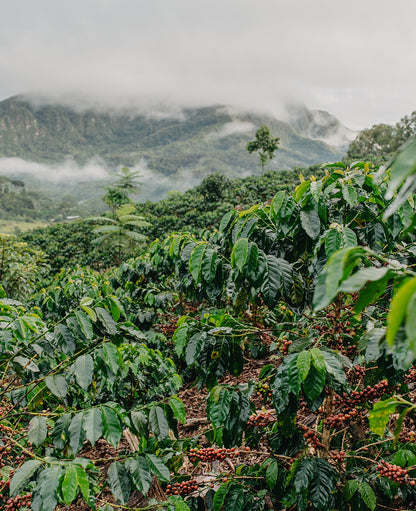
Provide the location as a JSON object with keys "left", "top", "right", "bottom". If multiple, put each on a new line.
{"left": 0, "top": 157, "right": 110, "bottom": 183}
{"left": 206, "top": 120, "right": 255, "bottom": 140}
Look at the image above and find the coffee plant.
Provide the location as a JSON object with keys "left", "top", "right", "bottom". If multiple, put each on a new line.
{"left": 1, "top": 140, "right": 416, "bottom": 510}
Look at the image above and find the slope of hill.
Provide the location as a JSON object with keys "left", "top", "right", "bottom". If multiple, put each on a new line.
{"left": 0, "top": 96, "right": 348, "bottom": 180}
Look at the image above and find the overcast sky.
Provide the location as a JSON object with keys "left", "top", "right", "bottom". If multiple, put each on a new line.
{"left": 0, "top": 0, "right": 414, "bottom": 129}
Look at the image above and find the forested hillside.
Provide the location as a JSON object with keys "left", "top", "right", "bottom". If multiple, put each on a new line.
{"left": 1, "top": 137, "right": 416, "bottom": 510}
{"left": 0, "top": 96, "right": 347, "bottom": 175}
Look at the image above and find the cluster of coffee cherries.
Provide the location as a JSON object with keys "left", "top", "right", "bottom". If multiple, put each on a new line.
{"left": 404, "top": 366, "right": 416, "bottom": 384}
{"left": 298, "top": 424, "right": 325, "bottom": 450}
{"left": 279, "top": 338, "right": 292, "bottom": 356}
{"left": 347, "top": 365, "right": 366, "bottom": 385}
{"left": 189, "top": 447, "right": 238, "bottom": 464}
{"left": 377, "top": 460, "right": 415, "bottom": 485}
{"left": 330, "top": 450, "right": 347, "bottom": 463}
{"left": 166, "top": 480, "right": 198, "bottom": 496}
{"left": 4, "top": 493, "right": 32, "bottom": 510}
{"left": 334, "top": 380, "right": 390, "bottom": 409}
{"left": 254, "top": 382, "right": 273, "bottom": 401}
{"left": 246, "top": 411, "right": 274, "bottom": 429}
{"left": 399, "top": 429, "right": 416, "bottom": 443}
{"left": 324, "top": 408, "right": 358, "bottom": 429}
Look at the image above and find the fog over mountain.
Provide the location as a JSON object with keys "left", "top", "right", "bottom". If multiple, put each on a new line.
{"left": 0, "top": 95, "right": 356, "bottom": 200}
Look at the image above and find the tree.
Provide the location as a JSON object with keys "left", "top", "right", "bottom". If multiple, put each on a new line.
{"left": 246, "top": 125, "right": 280, "bottom": 175}
{"left": 103, "top": 167, "right": 142, "bottom": 212}
{"left": 92, "top": 203, "right": 150, "bottom": 265}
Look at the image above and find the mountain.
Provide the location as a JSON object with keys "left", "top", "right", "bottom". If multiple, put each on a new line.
{"left": 0, "top": 96, "right": 351, "bottom": 184}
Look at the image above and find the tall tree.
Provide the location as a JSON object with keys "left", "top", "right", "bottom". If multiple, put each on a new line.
{"left": 246, "top": 125, "right": 280, "bottom": 175}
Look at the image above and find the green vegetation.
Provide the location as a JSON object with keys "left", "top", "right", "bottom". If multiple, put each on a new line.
{"left": 0, "top": 96, "right": 343, "bottom": 175}
{"left": 1, "top": 127, "right": 416, "bottom": 510}
{"left": 246, "top": 125, "right": 280, "bottom": 175}
{"left": 346, "top": 110, "right": 416, "bottom": 163}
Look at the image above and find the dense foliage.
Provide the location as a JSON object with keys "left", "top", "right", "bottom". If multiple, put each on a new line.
{"left": 1, "top": 139, "right": 416, "bottom": 510}
{"left": 346, "top": 111, "right": 416, "bottom": 163}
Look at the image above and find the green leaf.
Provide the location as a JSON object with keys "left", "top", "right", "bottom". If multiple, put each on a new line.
{"left": 303, "top": 365, "right": 326, "bottom": 401}
{"left": 369, "top": 398, "right": 397, "bottom": 436}
{"left": 69, "top": 411, "right": 86, "bottom": 455}
{"left": 75, "top": 310, "right": 93, "bottom": 340}
{"left": 83, "top": 408, "right": 102, "bottom": 447}
{"left": 45, "top": 374, "right": 68, "bottom": 398}
{"left": 185, "top": 332, "right": 206, "bottom": 365}
{"left": 321, "top": 350, "right": 347, "bottom": 386}
{"left": 341, "top": 226, "right": 357, "bottom": 247}
{"left": 300, "top": 209, "right": 321, "bottom": 239}
{"left": 149, "top": 406, "right": 169, "bottom": 441}
{"left": 266, "top": 460, "right": 279, "bottom": 490}
{"left": 343, "top": 479, "right": 359, "bottom": 501}
{"left": 201, "top": 248, "right": 219, "bottom": 284}
{"left": 271, "top": 190, "right": 286, "bottom": 220}
{"left": 405, "top": 291, "right": 416, "bottom": 354}
{"left": 61, "top": 465, "right": 79, "bottom": 505}
{"left": 213, "top": 483, "right": 229, "bottom": 511}
{"left": 342, "top": 183, "right": 357, "bottom": 206}
{"left": 359, "top": 481, "right": 376, "bottom": 511}
{"left": 167, "top": 496, "right": 192, "bottom": 510}
{"left": 324, "top": 229, "right": 341, "bottom": 259}
{"left": 73, "top": 354, "right": 94, "bottom": 391}
{"left": 339, "top": 267, "right": 390, "bottom": 294}
{"left": 101, "top": 405, "right": 122, "bottom": 448}
{"left": 169, "top": 396, "right": 186, "bottom": 424}
{"left": 231, "top": 238, "right": 249, "bottom": 271}
{"left": 310, "top": 348, "right": 326, "bottom": 375}
{"left": 125, "top": 456, "right": 152, "bottom": 495}
{"left": 96, "top": 307, "right": 117, "bottom": 335}
{"left": 261, "top": 254, "right": 281, "bottom": 307}
{"left": 34, "top": 465, "right": 63, "bottom": 511}
{"left": 28, "top": 416, "right": 47, "bottom": 447}
{"left": 107, "top": 462, "right": 131, "bottom": 505}
{"left": 385, "top": 138, "right": 416, "bottom": 204}
{"left": 145, "top": 453, "right": 170, "bottom": 482}
{"left": 52, "top": 413, "right": 71, "bottom": 449}
{"left": 296, "top": 351, "right": 311, "bottom": 381}
{"left": 386, "top": 277, "right": 416, "bottom": 346}
{"left": 189, "top": 243, "right": 207, "bottom": 282}
{"left": 224, "top": 486, "right": 245, "bottom": 511}
{"left": 102, "top": 342, "right": 123, "bottom": 374}
{"left": 10, "top": 460, "right": 41, "bottom": 496}
{"left": 207, "top": 388, "right": 231, "bottom": 428}
{"left": 173, "top": 324, "right": 189, "bottom": 357}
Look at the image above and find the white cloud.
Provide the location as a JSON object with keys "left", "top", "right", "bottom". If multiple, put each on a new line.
{"left": 0, "top": 0, "right": 414, "bottom": 128}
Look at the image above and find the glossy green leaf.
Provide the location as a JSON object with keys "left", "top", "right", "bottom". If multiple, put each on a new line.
{"left": 296, "top": 351, "right": 311, "bottom": 381}
{"left": 343, "top": 479, "right": 359, "bottom": 501}
{"left": 300, "top": 209, "right": 320, "bottom": 239}
{"left": 125, "top": 456, "right": 152, "bottom": 495}
{"left": 102, "top": 342, "right": 123, "bottom": 374}
{"left": 61, "top": 466, "right": 79, "bottom": 505}
{"left": 75, "top": 310, "right": 93, "bottom": 340}
{"left": 83, "top": 408, "right": 102, "bottom": 447}
{"left": 33, "top": 465, "right": 63, "bottom": 511}
{"left": 386, "top": 277, "right": 416, "bottom": 346}
{"left": 10, "top": 460, "right": 41, "bottom": 496}
{"left": 359, "top": 482, "right": 376, "bottom": 511}
{"left": 52, "top": 413, "right": 71, "bottom": 449}
{"left": 73, "top": 354, "right": 94, "bottom": 391}
{"left": 310, "top": 348, "right": 326, "bottom": 375}
{"left": 45, "top": 374, "right": 68, "bottom": 399}
{"left": 189, "top": 243, "right": 207, "bottom": 281}
{"left": 169, "top": 396, "right": 186, "bottom": 424}
{"left": 96, "top": 306, "right": 117, "bottom": 335}
{"left": 231, "top": 238, "right": 249, "bottom": 271}
{"left": 107, "top": 462, "right": 131, "bottom": 505}
{"left": 145, "top": 453, "right": 170, "bottom": 482}
{"left": 28, "top": 416, "right": 47, "bottom": 447}
{"left": 324, "top": 229, "right": 341, "bottom": 259}
{"left": 101, "top": 406, "right": 122, "bottom": 448}
{"left": 369, "top": 398, "right": 397, "bottom": 436}
{"left": 303, "top": 365, "right": 325, "bottom": 401}
{"left": 261, "top": 254, "right": 281, "bottom": 307}
{"left": 266, "top": 460, "right": 279, "bottom": 490}
{"left": 149, "top": 406, "right": 169, "bottom": 440}
{"left": 69, "top": 411, "right": 86, "bottom": 455}
{"left": 271, "top": 190, "right": 286, "bottom": 220}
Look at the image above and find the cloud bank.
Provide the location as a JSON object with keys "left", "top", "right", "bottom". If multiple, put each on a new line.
{"left": 0, "top": 0, "right": 414, "bottom": 129}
